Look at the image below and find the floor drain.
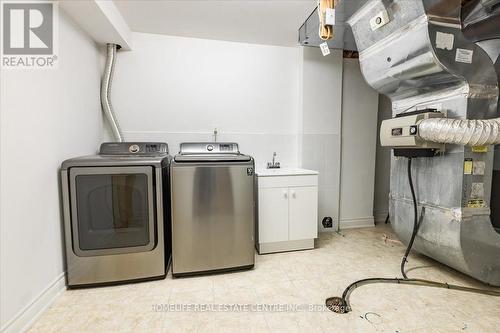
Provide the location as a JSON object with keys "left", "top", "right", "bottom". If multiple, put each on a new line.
{"left": 325, "top": 297, "right": 348, "bottom": 314}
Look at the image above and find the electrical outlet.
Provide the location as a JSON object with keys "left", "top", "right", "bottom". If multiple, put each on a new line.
{"left": 322, "top": 217, "right": 333, "bottom": 228}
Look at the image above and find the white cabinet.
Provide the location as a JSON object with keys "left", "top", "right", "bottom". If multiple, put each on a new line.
{"left": 258, "top": 187, "right": 289, "bottom": 243}
{"left": 289, "top": 186, "right": 318, "bottom": 241}
{"left": 256, "top": 169, "right": 318, "bottom": 254}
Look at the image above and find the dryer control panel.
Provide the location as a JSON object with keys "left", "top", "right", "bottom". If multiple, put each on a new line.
{"left": 99, "top": 142, "right": 169, "bottom": 155}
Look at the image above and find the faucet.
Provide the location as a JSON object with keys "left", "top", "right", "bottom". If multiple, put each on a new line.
{"left": 213, "top": 128, "right": 218, "bottom": 142}
{"left": 267, "top": 152, "right": 281, "bottom": 169}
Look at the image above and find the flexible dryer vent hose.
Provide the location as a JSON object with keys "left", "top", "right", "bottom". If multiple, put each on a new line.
{"left": 101, "top": 43, "right": 124, "bottom": 142}
{"left": 419, "top": 117, "right": 500, "bottom": 146}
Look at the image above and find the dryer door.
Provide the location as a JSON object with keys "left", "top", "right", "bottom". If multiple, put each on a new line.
{"left": 69, "top": 166, "right": 156, "bottom": 256}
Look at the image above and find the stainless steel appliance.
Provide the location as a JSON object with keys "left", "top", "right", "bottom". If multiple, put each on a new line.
{"left": 171, "top": 142, "right": 255, "bottom": 276}
{"left": 61, "top": 142, "right": 172, "bottom": 287}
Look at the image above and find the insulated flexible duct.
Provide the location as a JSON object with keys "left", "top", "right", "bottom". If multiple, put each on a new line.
{"left": 418, "top": 117, "right": 500, "bottom": 146}
{"left": 101, "top": 43, "right": 123, "bottom": 142}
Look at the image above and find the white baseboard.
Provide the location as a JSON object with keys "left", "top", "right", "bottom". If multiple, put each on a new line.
{"left": 340, "top": 216, "right": 375, "bottom": 229}
{"left": 1, "top": 273, "right": 66, "bottom": 333}
{"left": 373, "top": 211, "right": 389, "bottom": 224}
{"left": 258, "top": 239, "right": 314, "bottom": 254}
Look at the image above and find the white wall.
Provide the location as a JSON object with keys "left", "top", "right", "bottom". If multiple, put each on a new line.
{"left": 373, "top": 95, "right": 392, "bottom": 223}
{"left": 0, "top": 13, "right": 103, "bottom": 332}
{"left": 299, "top": 48, "right": 343, "bottom": 231}
{"left": 111, "top": 34, "right": 348, "bottom": 231}
{"left": 111, "top": 32, "right": 301, "bottom": 170}
{"left": 111, "top": 34, "right": 376, "bottom": 231}
{"left": 340, "top": 59, "right": 379, "bottom": 228}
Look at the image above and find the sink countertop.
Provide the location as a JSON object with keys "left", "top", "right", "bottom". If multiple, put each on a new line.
{"left": 256, "top": 168, "right": 319, "bottom": 177}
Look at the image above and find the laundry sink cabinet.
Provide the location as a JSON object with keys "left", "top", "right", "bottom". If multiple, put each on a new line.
{"left": 256, "top": 169, "right": 318, "bottom": 254}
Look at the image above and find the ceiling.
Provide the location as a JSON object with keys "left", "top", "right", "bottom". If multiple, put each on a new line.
{"left": 114, "top": 0, "right": 318, "bottom": 47}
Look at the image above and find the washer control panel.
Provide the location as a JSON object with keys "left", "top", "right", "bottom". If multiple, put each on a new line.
{"left": 179, "top": 142, "right": 240, "bottom": 154}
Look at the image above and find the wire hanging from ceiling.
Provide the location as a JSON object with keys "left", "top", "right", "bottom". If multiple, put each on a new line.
{"left": 317, "top": 0, "right": 335, "bottom": 41}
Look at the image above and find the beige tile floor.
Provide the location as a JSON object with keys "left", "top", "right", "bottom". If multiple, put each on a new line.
{"left": 29, "top": 224, "right": 500, "bottom": 333}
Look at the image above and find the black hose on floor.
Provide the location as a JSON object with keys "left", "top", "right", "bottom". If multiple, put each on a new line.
{"left": 326, "top": 157, "right": 500, "bottom": 314}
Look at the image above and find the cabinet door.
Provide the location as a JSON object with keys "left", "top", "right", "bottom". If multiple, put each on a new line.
{"left": 258, "top": 187, "right": 289, "bottom": 243}
{"left": 289, "top": 186, "right": 318, "bottom": 240}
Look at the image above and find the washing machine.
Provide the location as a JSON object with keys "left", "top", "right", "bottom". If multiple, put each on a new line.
{"left": 170, "top": 142, "right": 255, "bottom": 276}
{"left": 60, "top": 142, "right": 172, "bottom": 287}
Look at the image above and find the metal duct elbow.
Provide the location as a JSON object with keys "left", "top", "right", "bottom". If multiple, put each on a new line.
{"left": 101, "top": 43, "right": 123, "bottom": 142}
{"left": 418, "top": 117, "right": 500, "bottom": 146}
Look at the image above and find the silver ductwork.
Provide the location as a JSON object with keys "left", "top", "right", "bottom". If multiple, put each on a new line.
{"left": 101, "top": 43, "right": 123, "bottom": 142}
{"left": 348, "top": 0, "right": 500, "bottom": 285}
{"left": 462, "top": 0, "right": 500, "bottom": 42}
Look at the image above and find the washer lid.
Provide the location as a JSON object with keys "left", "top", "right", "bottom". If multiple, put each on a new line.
{"left": 174, "top": 154, "right": 251, "bottom": 162}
